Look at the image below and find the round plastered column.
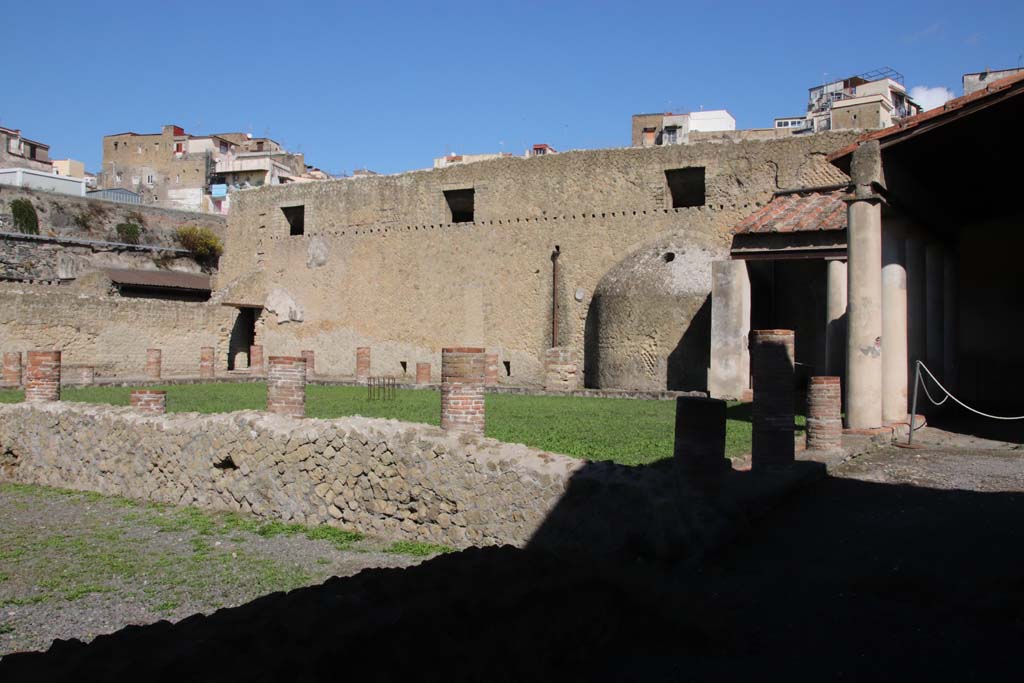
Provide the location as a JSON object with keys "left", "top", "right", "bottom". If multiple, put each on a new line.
{"left": 25, "top": 351, "right": 61, "bottom": 402}
{"left": 199, "top": 347, "right": 215, "bottom": 380}
{"left": 3, "top": 352, "right": 23, "bottom": 388}
{"left": 267, "top": 356, "right": 307, "bottom": 417}
{"left": 806, "top": 376, "right": 842, "bottom": 452}
{"left": 750, "top": 330, "right": 795, "bottom": 469}
{"left": 146, "top": 348, "right": 162, "bottom": 380}
{"left": 416, "top": 362, "right": 431, "bottom": 385}
{"left": 441, "top": 347, "right": 486, "bottom": 434}
{"left": 355, "top": 347, "right": 371, "bottom": 382}
{"left": 130, "top": 389, "right": 166, "bottom": 414}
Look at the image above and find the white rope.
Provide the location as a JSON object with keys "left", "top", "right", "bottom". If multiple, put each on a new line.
{"left": 919, "top": 371, "right": 949, "bottom": 406}
{"left": 916, "top": 362, "right": 1024, "bottom": 421}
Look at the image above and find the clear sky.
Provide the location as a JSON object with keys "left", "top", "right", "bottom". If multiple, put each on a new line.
{"left": 2, "top": 0, "right": 1021, "bottom": 175}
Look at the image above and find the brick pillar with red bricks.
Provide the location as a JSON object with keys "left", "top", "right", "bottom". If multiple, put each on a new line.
{"left": 750, "top": 329, "right": 796, "bottom": 468}
{"left": 544, "top": 347, "right": 579, "bottom": 392}
{"left": 807, "top": 376, "right": 843, "bottom": 451}
{"left": 441, "top": 347, "right": 486, "bottom": 434}
{"left": 25, "top": 351, "right": 61, "bottom": 402}
{"left": 674, "top": 396, "right": 729, "bottom": 483}
{"left": 199, "top": 347, "right": 215, "bottom": 380}
{"left": 146, "top": 348, "right": 162, "bottom": 380}
{"left": 130, "top": 389, "right": 166, "bottom": 414}
{"left": 416, "top": 362, "right": 431, "bottom": 385}
{"left": 267, "top": 356, "right": 307, "bottom": 417}
{"left": 301, "top": 350, "right": 316, "bottom": 378}
{"left": 484, "top": 352, "right": 500, "bottom": 386}
{"left": 250, "top": 345, "right": 264, "bottom": 376}
{"left": 2, "top": 352, "right": 23, "bottom": 388}
{"left": 356, "top": 347, "right": 371, "bottom": 382}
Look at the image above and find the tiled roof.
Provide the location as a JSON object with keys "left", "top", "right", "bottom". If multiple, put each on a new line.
{"left": 828, "top": 69, "right": 1024, "bottom": 163}
{"left": 106, "top": 268, "right": 211, "bottom": 291}
{"left": 732, "top": 190, "right": 847, "bottom": 235}
{"left": 793, "top": 159, "right": 850, "bottom": 188}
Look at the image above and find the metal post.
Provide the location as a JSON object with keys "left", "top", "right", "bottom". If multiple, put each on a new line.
{"left": 908, "top": 361, "right": 921, "bottom": 445}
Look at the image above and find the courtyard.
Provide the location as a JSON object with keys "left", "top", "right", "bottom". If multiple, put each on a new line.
{"left": 0, "top": 384, "right": 780, "bottom": 465}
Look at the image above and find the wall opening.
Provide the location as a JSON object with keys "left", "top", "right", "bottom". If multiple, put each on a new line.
{"left": 665, "top": 168, "right": 706, "bottom": 208}
{"left": 228, "top": 307, "right": 258, "bottom": 371}
{"left": 444, "top": 189, "right": 475, "bottom": 223}
{"left": 282, "top": 205, "right": 305, "bottom": 236}
{"left": 503, "top": 361, "right": 511, "bottom": 376}
{"left": 400, "top": 361, "right": 408, "bottom": 374}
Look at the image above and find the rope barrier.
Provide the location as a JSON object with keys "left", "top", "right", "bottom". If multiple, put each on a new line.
{"left": 917, "top": 362, "right": 1024, "bottom": 421}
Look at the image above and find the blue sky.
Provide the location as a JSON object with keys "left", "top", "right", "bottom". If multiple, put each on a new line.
{"left": 2, "top": 0, "right": 1021, "bottom": 175}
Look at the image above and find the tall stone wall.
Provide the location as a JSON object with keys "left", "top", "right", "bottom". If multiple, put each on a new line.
{"left": 218, "top": 133, "right": 858, "bottom": 389}
{"left": 0, "top": 283, "right": 236, "bottom": 377}
{"left": 0, "top": 402, "right": 716, "bottom": 551}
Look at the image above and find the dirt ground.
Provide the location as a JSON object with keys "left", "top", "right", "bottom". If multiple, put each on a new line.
{"left": 1, "top": 428, "right": 1022, "bottom": 680}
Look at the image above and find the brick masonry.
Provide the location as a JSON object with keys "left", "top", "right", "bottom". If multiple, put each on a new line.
{"left": 301, "top": 350, "right": 316, "bottom": 377}
{"left": 130, "top": 389, "right": 166, "bottom": 414}
{"left": 485, "top": 352, "right": 499, "bottom": 386}
{"left": 806, "top": 376, "right": 842, "bottom": 451}
{"left": 441, "top": 347, "right": 486, "bottom": 435}
{"left": 146, "top": 349, "right": 162, "bottom": 379}
{"left": 25, "top": 350, "right": 61, "bottom": 402}
{"left": 355, "top": 347, "right": 370, "bottom": 381}
{"left": 267, "top": 356, "right": 307, "bottom": 417}
{"left": 2, "top": 351, "right": 22, "bottom": 388}
{"left": 543, "top": 347, "right": 579, "bottom": 392}
{"left": 673, "top": 396, "right": 728, "bottom": 481}
{"left": 416, "top": 362, "right": 431, "bottom": 385}
{"left": 750, "top": 329, "right": 795, "bottom": 468}
{"left": 249, "top": 345, "right": 264, "bottom": 376}
{"left": 200, "top": 346, "right": 215, "bottom": 379}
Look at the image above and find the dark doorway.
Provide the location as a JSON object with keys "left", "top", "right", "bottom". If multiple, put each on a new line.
{"left": 228, "top": 307, "right": 258, "bottom": 370}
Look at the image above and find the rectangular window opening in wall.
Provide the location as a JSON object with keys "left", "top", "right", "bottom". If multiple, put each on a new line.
{"left": 503, "top": 360, "right": 511, "bottom": 376}
{"left": 665, "top": 167, "right": 706, "bottom": 208}
{"left": 282, "top": 205, "right": 305, "bottom": 236}
{"left": 444, "top": 188, "right": 475, "bottom": 223}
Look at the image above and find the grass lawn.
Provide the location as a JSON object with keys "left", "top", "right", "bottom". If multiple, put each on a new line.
{"left": 0, "top": 384, "right": 797, "bottom": 466}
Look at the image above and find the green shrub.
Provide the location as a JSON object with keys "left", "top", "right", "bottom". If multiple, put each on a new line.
{"left": 176, "top": 226, "right": 223, "bottom": 261}
{"left": 10, "top": 199, "right": 39, "bottom": 234}
{"left": 115, "top": 222, "right": 142, "bottom": 244}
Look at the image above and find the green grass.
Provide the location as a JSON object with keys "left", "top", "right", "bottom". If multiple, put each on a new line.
{"left": 0, "top": 383, "right": 794, "bottom": 465}
{"left": 384, "top": 541, "right": 455, "bottom": 557}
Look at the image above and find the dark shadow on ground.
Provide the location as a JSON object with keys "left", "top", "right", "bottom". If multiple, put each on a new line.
{"left": 2, "top": 457, "right": 1022, "bottom": 681}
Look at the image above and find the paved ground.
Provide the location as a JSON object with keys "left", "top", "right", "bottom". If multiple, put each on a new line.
{"left": 1, "top": 429, "right": 1021, "bottom": 680}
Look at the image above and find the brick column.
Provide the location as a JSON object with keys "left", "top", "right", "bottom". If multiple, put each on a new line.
{"left": 441, "top": 347, "right": 486, "bottom": 434}
{"left": 250, "top": 345, "right": 264, "bottom": 376}
{"left": 674, "top": 396, "right": 729, "bottom": 482}
{"left": 356, "top": 347, "right": 371, "bottom": 381}
{"left": 65, "top": 366, "right": 95, "bottom": 385}
{"left": 485, "top": 352, "right": 500, "bottom": 386}
{"left": 130, "top": 389, "right": 166, "bottom": 414}
{"left": 200, "top": 347, "right": 215, "bottom": 379}
{"left": 416, "top": 362, "right": 431, "bottom": 385}
{"left": 301, "top": 350, "right": 316, "bottom": 377}
{"left": 2, "top": 352, "right": 23, "bottom": 388}
{"left": 807, "top": 376, "right": 842, "bottom": 451}
{"left": 750, "top": 329, "right": 795, "bottom": 468}
{"left": 543, "top": 347, "right": 578, "bottom": 392}
{"left": 267, "top": 356, "right": 307, "bottom": 417}
{"left": 146, "top": 348, "right": 162, "bottom": 379}
{"left": 25, "top": 351, "right": 61, "bottom": 402}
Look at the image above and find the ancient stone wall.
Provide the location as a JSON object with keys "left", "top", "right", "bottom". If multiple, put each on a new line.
{"left": 0, "top": 282, "right": 236, "bottom": 377}
{"left": 0, "top": 185, "right": 225, "bottom": 245}
{"left": 0, "top": 402, "right": 700, "bottom": 549}
{"left": 218, "top": 134, "right": 857, "bottom": 389}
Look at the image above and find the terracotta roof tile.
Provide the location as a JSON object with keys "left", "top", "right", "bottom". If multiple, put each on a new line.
{"left": 732, "top": 190, "right": 847, "bottom": 235}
